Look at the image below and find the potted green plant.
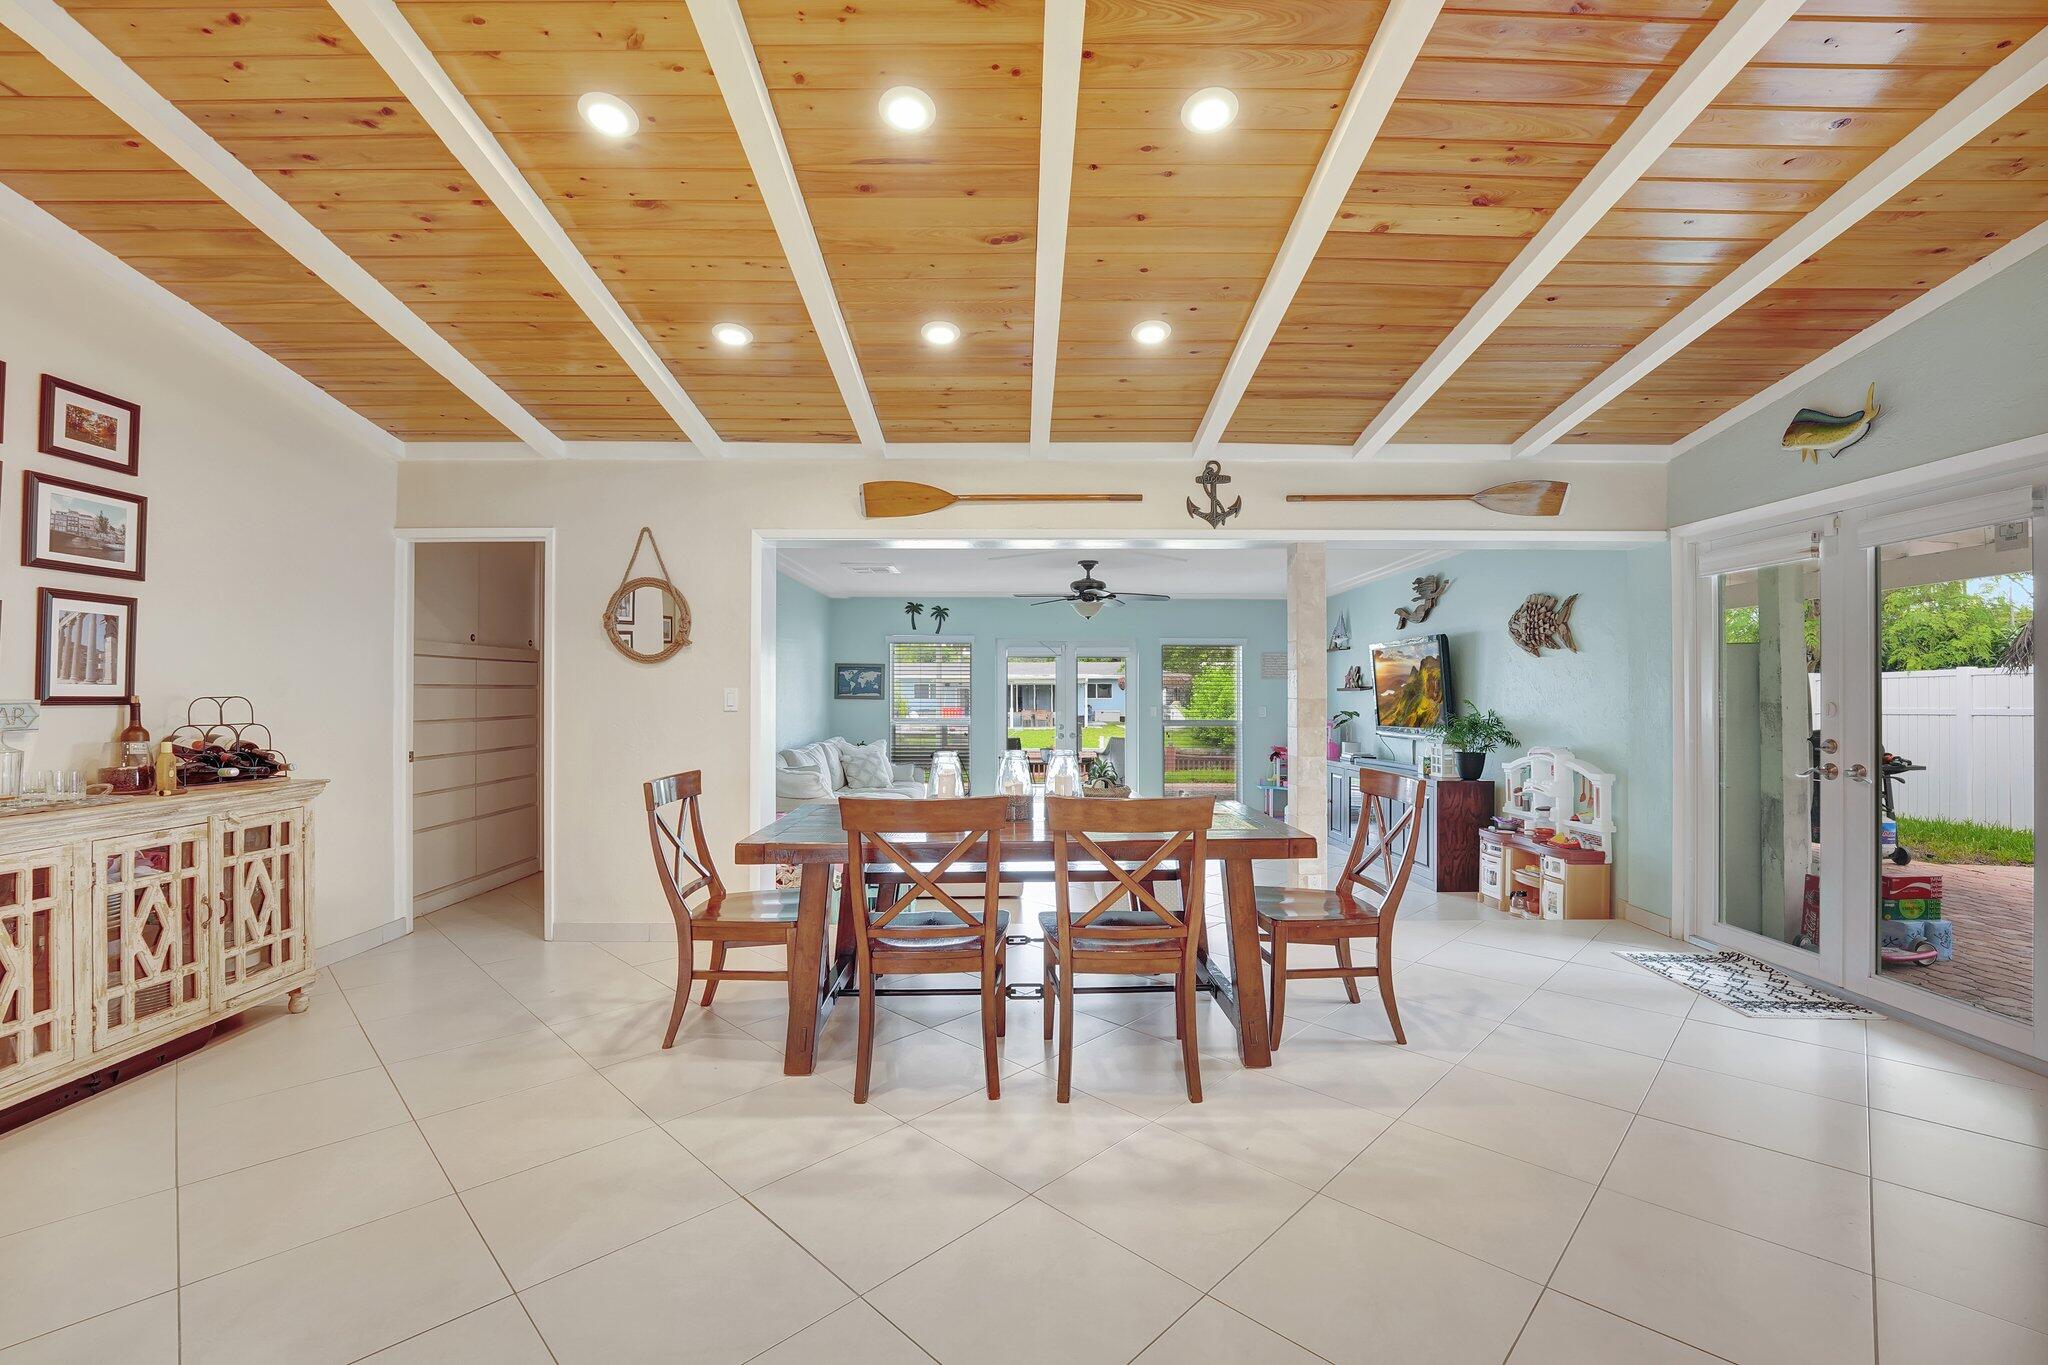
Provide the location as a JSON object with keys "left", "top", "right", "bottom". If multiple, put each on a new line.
{"left": 1328, "top": 710, "right": 1360, "bottom": 759}
{"left": 1434, "top": 702, "right": 1518, "bottom": 780}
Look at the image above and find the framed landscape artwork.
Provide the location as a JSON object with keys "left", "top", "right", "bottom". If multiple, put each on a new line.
{"left": 36, "top": 587, "right": 137, "bottom": 706}
{"left": 38, "top": 374, "right": 141, "bottom": 475}
{"left": 835, "top": 662, "right": 884, "bottom": 700}
{"left": 23, "top": 471, "right": 147, "bottom": 581}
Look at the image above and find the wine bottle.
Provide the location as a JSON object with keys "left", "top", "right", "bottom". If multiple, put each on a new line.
{"left": 118, "top": 698, "right": 151, "bottom": 768}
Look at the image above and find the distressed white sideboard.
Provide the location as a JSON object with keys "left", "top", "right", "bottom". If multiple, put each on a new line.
{"left": 0, "top": 778, "right": 326, "bottom": 1111}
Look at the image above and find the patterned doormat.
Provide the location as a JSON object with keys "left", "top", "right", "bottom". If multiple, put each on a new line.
{"left": 1618, "top": 950, "right": 1881, "bottom": 1019}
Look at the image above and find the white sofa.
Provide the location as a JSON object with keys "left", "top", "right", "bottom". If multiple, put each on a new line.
{"left": 776, "top": 738, "right": 925, "bottom": 812}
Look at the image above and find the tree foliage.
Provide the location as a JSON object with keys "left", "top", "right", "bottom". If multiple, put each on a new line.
{"left": 1879, "top": 579, "right": 2031, "bottom": 671}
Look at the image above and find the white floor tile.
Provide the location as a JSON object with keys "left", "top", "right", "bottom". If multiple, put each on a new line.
{"left": 1461, "top": 921, "right": 1603, "bottom": 963}
{"left": 1261, "top": 1022, "right": 1452, "bottom": 1118}
{"left": 869, "top": 1199, "right": 1200, "bottom": 1365}
{"left": 1869, "top": 1056, "right": 2048, "bottom": 1149}
{"left": 177, "top": 1067, "right": 412, "bottom": 1184}
{"left": 179, "top": 1197, "right": 507, "bottom": 1365}
{"left": 750, "top": 1301, "right": 931, "bottom": 1365}
{"left": 176, "top": 1013, "right": 380, "bottom": 1110}
{"left": 329, "top": 934, "right": 482, "bottom": 992}
{"left": 1666, "top": 1018, "right": 1869, "bottom": 1105}
{"left": 1552, "top": 1190, "right": 1875, "bottom": 1365}
{"left": 1871, "top": 1110, "right": 2048, "bottom": 1227}
{"left": 386, "top": 1027, "right": 591, "bottom": 1118}
{"left": 1311, "top": 995, "right": 1504, "bottom": 1062}
{"left": 914, "top": 1066, "right": 1147, "bottom": 1190}
{"left": 0, "top": 1292, "right": 177, "bottom": 1365}
{"left": 1460, "top": 1024, "right": 1662, "bottom": 1110}
{"left": 460, "top": 1128, "right": 733, "bottom": 1289}
{"left": 1154, "top": 1067, "right": 1391, "bottom": 1189}
{"left": 178, "top": 1123, "right": 452, "bottom": 1282}
{"left": 817, "top": 1026, "right": 1012, "bottom": 1120}
{"left": 1040, "top": 1124, "right": 1313, "bottom": 1289}
{"left": 1402, "top": 1066, "right": 1633, "bottom": 1184}
{"left": 546, "top": 996, "right": 743, "bottom": 1070}
{"left": 1876, "top": 1281, "right": 2048, "bottom": 1365}
{"left": 1130, "top": 1298, "right": 1324, "bottom": 1365}
{"left": 0, "top": 1192, "right": 176, "bottom": 1351}
{"left": 749, "top": 1126, "right": 1024, "bottom": 1292}
{"left": 1686, "top": 994, "right": 1868, "bottom": 1054}
{"left": 664, "top": 1076, "right": 899, "bottom": 1193}
{"left": 1874, "top": 1180, "right": 2048, "bottom": 1334}
{"left": 519, "top": 1200, "right": 851, "bottom": 1363}
{"left": 1048, "top": 1026, "right": 1217, "bottom": 1120}
{"left": 1866, "top": 1019, "right": 2048, "bottom": 1092}
{"left": 1504, "top": 988, "right": 1683, "bottom": 1059}
{"left": 1390, "top": 961, "right": 1540, "bottom": 1023}
{"left": 1602, "top": 1116, "right": 1873, "bottom": 1271}
{"left": 0, "top": 1068, "right": 175, "bottom": 1238}
{"left": 1324, "top": 1122, "right": 1594, "bottom": 1282}
{"left": 360, "top": 994, "right": 543, "bottom": 1065}
{"left": 343, "top": 966, "right": 513, "bottom": 1026}
{"left": 418, "top": 1071, "right": 650, "bottom": 1190}
{"left": 598, "top": 1031, "right": 788, "bottom": 1122}
{"left": 1640, "top": 1061, "right": 1871, "bottom": 1173}
{"left": 1216, "top": 1196, "right": 1542, "bottom": 1365}
{"left": 1421, "top": 939, "right": 1565, "bottom": 987}
{"left": 1542, "top": 961, "right": 1698, "bottom": 1018}
{"left": 1508, "top": 1291, "right": 1717, "bottom": 1364}
{"left": 356, "top": 1298, "right": 554, "bottom": 1365}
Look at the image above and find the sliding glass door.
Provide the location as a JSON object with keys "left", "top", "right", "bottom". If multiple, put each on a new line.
{"left": 1690, "top": 484, "right": 2044, "bottom": 1057}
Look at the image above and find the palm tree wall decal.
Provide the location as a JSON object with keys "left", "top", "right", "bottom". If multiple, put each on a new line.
{"left": 904, "top": 601, "right": 924, "bottom": 632}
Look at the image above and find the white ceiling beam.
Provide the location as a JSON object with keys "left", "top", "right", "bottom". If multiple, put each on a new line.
{"left": 1515, "top": 27, "right": 2048, "bottom": 459}
{"left": 1029, "top": 0, "right": 1087, "bottom": 453}
{"left": 1190, "top": 0, "right": 1446, "bottom": 456}
{"left": 1352, "top": 0, "right": 1800, "bottom": 459}
{"left": 0, "top": 0, "right": 567, "bottom": 458}
{"left": 333, "top": 0, "right": 725, "bottom": 458}
{"left": 686, "top": 0, "right": 886, "bottom": 451}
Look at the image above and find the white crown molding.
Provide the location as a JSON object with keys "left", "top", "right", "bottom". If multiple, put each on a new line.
{"left": 0, "top": 181, "right": 401, "bottom": 462}
{"left": 332, "top": 0, "right": 725, "bottom": 458}
{"left": 1191, "top": 0, "right": 1446, "bottom": 455}
{"left": 686, "top": 0, "right": 885, "bottom": 451}
{"left": 1351, "top": 0, "right": 1802, "bottom": 458}
{"left": 1326, "top": 549, "right": 1455, "bottom": 596}
{"left": 1029, "top": 0, "right": 1086, "bottom": 453}
{"left": 771, "top": 554, "right": 841, "bottom": 598}
{"left": 1515, "top": 27, "right": 2048, "bottom": 458}
{"left": 0, "top": 0, "right": 567, "bottom": 458}
{"left": 1667, "top": 218, "right": 2048, "bottom": 460}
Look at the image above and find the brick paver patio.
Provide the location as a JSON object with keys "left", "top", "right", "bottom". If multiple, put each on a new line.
{"left": 1881, "top": 861, "right": 2035, "bottom": 1025}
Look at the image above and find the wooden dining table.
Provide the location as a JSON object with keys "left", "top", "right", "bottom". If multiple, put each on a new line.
{"left": 733, "top": 796, "right": 1320, "bottom": 1076}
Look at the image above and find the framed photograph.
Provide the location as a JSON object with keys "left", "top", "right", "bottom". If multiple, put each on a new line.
{"left": 23, "top": 471, "right": 147, "bottom": 581}
{"left": 36, "top": 587, "right": 137, "bottom": 706}
{"left": 38, "top": 374, "right": 141, "bottom": 475}
{"left": 834, "top": 662, "right": 884, "bottom": 700}
{"left": 613, "top": 592, "right": 635, "bottom": 628}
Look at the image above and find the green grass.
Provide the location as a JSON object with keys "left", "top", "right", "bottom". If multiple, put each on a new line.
{"left": 1896, "top": 817, "right": 2035, "bottom": 866}
{"left": 1006, "top": 725, "right": 1123, "bottom": 750}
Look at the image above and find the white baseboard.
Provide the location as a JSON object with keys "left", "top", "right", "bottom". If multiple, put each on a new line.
{"left": 411, "top": 858, "right": 540, "bottom": 917}
{"left": 1621, "top": 902, "right": 1674, "bottom": 937}
{"left": 315, "top": 916, "right": 410, "bottom": 965}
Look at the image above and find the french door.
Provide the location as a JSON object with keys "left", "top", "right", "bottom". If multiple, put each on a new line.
{"left": 1690, "top": 481, "right": 2044, "bottom": 1058}
{"left": 1001, "top": 642, "right": 1135, "bottom": 787}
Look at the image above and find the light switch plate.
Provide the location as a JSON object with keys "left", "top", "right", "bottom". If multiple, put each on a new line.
{"left": 723, "top": 687, "right": 739, "bottom": 712}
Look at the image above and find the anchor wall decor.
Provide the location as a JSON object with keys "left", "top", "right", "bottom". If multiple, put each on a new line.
{"left": 1187, "top": 459, "right": 1242, "bottom": 528}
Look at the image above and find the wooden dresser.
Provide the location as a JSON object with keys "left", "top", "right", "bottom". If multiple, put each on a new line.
{"left": 0, "top": 779, "right": 326, "bottom": 1114}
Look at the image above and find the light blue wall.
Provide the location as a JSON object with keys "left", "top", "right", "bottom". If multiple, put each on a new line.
{"left": 1328, "top": 546, "right": 1671, "bottom": 914}
{"left": 782, "top": 594, "right": 1289, "bottom": 799}
{"left": 1668, "top": 247, "right": 2048, "bottom": 524}
{"left": 774, "top": 573, "right": 832, "bottom": 753}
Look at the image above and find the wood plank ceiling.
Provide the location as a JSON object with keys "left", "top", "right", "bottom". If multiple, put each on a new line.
{"left": 1, "top": 0, "right": 2045, "bottom": 452}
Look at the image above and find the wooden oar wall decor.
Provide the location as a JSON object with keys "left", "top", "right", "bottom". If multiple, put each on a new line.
{"left": 1286, "top": 480, "right": 1569, "bottom": 518}
{"left": 861, "top": 481, "right": 1144, "bottom": 519}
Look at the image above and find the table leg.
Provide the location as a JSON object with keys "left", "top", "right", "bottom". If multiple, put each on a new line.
{"left": 782, "top": 863, "right": 832, "bottom": 1076}
{"left": 1221, "top": 856, "right": 1273, "bottom": 1068}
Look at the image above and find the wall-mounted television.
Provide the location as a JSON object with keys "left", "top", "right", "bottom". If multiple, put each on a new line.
{"left": 1369, "top": 634, "right": 1453, "bottom": 733}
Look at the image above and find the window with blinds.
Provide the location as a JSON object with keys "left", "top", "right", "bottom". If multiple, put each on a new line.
{"left": 1161, "top": 643, "right": 1241, "bottom": 798}
{"left": 888, "top": 639, "right": 973, "bottom": 781}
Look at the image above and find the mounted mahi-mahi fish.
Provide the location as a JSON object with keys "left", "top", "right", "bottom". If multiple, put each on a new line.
{"left": 1781, "top": 384, "right": 1881, "bottom": 463}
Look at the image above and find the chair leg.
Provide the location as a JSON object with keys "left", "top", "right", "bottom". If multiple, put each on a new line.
{"left": 1042, "top": 947, "right": 1055, "bottom": 1041}
{"left": 1178, "top": 966, "right": 1203, "bottom": 1104}
{"left": 995, "top": 942, "right": 1008, "bottom": 1038}
{"left": 1055, "top": 961, "right": 1077, "bottom": 1104}
{"left": 700, "top": 941, "right": 726, "bottom": 1005}
{"left": 1335, "top": 938, "right": 1363, "bottom": 1003}
{"left": 853, "top": 966, "right": 877, "bottom": 1104}
{"left": 662, "top": 933, "right": 694, "bottom": 1049}
{"left": 980, "top": 962, "right": 1002, "bottom": 1102}
{"left": 1378, "top": 952, "right": 1406, "bottom": 1045}
{"left": 1268, "top": 926, "right": 1290, "bottom": 1048}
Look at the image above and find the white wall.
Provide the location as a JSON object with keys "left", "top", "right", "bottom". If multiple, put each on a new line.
{"left": 0, "top": 220, "right": 401, "bottom": 951}
{"left": 399, "top": 457, "right": 1665, "bottom": 934}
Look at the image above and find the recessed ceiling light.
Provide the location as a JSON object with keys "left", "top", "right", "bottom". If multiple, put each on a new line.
{"left": 711, "top": 322, "right": 753, "bottom": 348}
{"left": 921, "top": 319, "right": 961, "bottom": 346}
{"left": 879, "top": 85, "right": 936, "bottom": 132}
{"left": 577, "top": 91, "right": 639, "bottom": 138}
{"left": 1181, "top": 87, "right": 1238, "bottom": 134}
{"left": 1132, "top": 319, "right": 1171, "bottom": 345}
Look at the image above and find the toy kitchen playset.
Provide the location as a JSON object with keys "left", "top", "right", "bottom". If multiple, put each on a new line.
{"left": 1478, "top": 747, "right": 1618, "bottom": 920}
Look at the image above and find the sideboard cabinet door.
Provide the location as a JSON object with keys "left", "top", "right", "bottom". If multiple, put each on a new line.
{"left": 214, "top": 807, "right": 308, "bottom": 1006}
{"left": 0, "top": 850, "right": 72, "bottom": 1092}
{"left": 91, "top": 827, "right": 211, "bottom": 1051}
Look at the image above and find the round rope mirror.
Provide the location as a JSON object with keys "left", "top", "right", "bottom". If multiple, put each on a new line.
{"left": 605, "top": 530, "right": 692, "bottom": 663}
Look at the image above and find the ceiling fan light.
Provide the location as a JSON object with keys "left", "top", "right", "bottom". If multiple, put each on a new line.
{"left": 1073, "top": 598, "right": 1104, "bottom": 619}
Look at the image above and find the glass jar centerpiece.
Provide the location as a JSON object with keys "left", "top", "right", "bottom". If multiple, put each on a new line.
{"left": 995, "top": 750, "right": 1032, "bottom": 822}
{"left": 928, "top": 751, "right": 966, "bottom": 799}
{"left": 1045, "top": 749, "right": 1082, "bottom": 798}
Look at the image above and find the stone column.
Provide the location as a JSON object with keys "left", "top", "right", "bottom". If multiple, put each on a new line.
{"left": 1286, "top": 542, "right": 1329, "bottom": 886}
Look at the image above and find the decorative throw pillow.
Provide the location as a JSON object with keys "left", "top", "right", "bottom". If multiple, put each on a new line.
{"left": 800, "top": 741, "right": 842, "bottom": 790}
{"left": 836, "top": 739, "right": 896, "bottom": 791}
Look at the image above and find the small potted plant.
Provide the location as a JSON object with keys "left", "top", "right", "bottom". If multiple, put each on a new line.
{"left": 1434, "top": 702, "right": 1518, "bottom": 780}
{"left": 1081, "top": 753, "right": 1129, "bottom": 799}
{"left": 1328, "top": 710, "right": 1360, "bottom": 759}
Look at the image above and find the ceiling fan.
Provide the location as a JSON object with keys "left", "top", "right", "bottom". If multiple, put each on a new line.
{"left": 1017, "top": 560, "right": 1171, "bottom": 619}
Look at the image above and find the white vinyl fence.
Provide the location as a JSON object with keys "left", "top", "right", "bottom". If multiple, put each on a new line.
{"left": 1810, "top": 668, "right": 2034, "bottom": 830}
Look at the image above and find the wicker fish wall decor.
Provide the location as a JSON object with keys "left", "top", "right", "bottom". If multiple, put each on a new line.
{"left": 1509, "top": 593, "right": 1579, "bottom": 657}
{"left": 1782, "top": 384, "right": 1881, "bottom": 463}
{"left": 1396, "top": 574, "right": 1450, "bottom": 629}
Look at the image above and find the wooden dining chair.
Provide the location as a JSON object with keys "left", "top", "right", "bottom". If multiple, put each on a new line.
{"left": 841, "top": 796, "right": 1010, "bottom": 1104}
{"left": 645, "top": 770, "right": 816, "bottom": 1049}
{"left": 1043, "top": 795, "right": 1213, "bottom": 1104}
{"left": 1255, "top": 769, "right": 1427, "bottom": 1047}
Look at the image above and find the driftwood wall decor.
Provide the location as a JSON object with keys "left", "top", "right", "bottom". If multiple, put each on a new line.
{"left": 1396, "top": 575, "right": 1450, "bottom": 629}
{"left": 1509, "top": 593, "right": 1580, "bottom": 657}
